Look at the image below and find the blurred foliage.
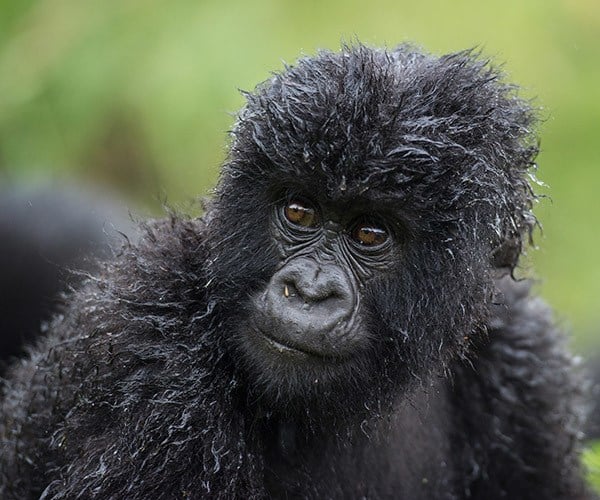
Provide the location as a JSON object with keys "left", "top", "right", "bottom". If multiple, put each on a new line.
{"left": 0, "top": 0, "right": 599, "bottom": 345}
{"left": 583, "top": 442, "right": 600, "bottom": 492}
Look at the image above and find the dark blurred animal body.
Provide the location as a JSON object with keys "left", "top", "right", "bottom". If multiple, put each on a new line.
{"left": 0, "top": 185, "right": 134, "bottom": 371}
{"left": 0, "top": 45, "right": 592, "bottom": 499}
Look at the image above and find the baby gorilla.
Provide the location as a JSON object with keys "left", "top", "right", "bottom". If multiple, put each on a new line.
{"left": 0, "top": 44, "right": 592, "bottom": 499}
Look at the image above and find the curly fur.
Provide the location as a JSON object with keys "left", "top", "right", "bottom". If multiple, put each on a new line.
{"left": 0, "top": 44, "right": 591, "bottom": 499}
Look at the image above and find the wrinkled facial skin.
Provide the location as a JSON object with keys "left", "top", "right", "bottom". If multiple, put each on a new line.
{"left": 231, "top": 191, "right": 410, "bottom": 404}
{"left": 251, "top": 195, "right": 397, "bottom": 358}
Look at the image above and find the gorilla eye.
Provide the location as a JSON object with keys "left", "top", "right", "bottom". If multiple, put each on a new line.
{"left": 351, "top": 221, "right": 388, "bottom": 247}
{"left": 284, "top": 200, "right": 318, "bottom": 228}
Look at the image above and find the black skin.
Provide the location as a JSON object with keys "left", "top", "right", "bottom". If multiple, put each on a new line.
{"left": 0, "top": 44, "right": 593, "bottom": 499}
{"left": 250, "top": 197, "right": 391, "bottom": 362}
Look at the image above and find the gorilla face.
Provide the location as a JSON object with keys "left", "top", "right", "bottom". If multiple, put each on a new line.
{"left": 229, "top": 190, "right": 410, "bottom": 408}
{"left": 252, "top": 195, "right": 396, "bottom": 358}
{"left": 243, "top": 192, "right": 398, "bottom": 359}
{"left": 211, "top": 181, "right": 489, "bottom": 412}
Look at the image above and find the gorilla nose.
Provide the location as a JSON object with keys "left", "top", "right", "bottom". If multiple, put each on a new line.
{"left": 264, "top": 257, "right": 355, "bottom": 335}
{"left": 278, "top": 258, "right": 347, "bottom": 303}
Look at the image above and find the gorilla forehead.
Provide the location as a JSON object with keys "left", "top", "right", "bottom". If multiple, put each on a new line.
{"left": 228, "top": 44, "right": 537, "bottom": 214}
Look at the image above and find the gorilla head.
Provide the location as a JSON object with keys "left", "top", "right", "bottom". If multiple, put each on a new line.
{"left": 204, "top": 45, "right": 537, "bottom": 413}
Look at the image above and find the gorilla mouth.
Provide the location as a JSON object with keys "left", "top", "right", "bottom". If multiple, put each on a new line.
{"left": 254, "top": 326, "right": 331, "bottom": 360}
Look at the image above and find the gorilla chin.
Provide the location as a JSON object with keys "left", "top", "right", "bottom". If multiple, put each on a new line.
{"left": 239, "top": 309, "right": 371, "bottom": 397}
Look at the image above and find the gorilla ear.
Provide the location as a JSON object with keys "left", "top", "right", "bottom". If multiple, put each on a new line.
{"left": 490, "top": 237, "right": 522, "bottom": 269}
{"left": 490, "top": 210, "right": 537, "bottom": 270}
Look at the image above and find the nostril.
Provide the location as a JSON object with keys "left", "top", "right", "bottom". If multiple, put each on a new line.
{"left": 282, "top": 281, "right": 320, "bottom": 303}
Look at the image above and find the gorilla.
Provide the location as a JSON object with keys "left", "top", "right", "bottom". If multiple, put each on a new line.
{"left": 0, "top": 44, "right": 592, "bottom": 499}
{"left": 0, "top": 184, "right": 136, "bottom": 371}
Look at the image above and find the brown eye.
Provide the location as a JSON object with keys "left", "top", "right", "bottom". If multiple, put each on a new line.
{"left": 284, "top": 200, "right": 318, "bottom": 228}
{"left": 351, "top": 221, "right": 388, "bottom": 247}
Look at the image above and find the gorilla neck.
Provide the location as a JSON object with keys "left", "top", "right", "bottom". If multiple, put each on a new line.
{"left": 255, "top": 374, "right": 454, "bottom": 497}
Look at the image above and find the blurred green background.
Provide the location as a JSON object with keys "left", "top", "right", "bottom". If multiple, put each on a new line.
{"left": 0, "top": 0, "right": 598, "bottom": 348}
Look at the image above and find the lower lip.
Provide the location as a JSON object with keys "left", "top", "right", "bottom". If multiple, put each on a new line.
{"left": 255, "top": 329, "right": 315, "bottom": 357}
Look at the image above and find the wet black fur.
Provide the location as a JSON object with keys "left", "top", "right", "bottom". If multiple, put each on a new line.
{"left": 0, "top": 44, "right": 592, "bottom": 499}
